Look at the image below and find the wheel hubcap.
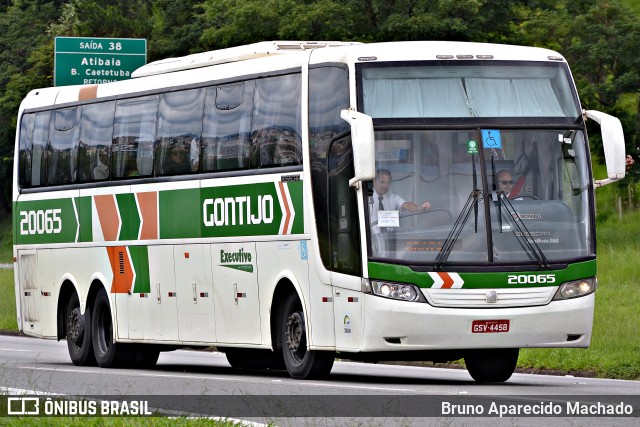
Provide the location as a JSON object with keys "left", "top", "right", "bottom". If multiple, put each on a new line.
{"left": 68, "top": 307, "right": 84, "bottom": 345}
{"left": 286, "top": 311, "right": 305, "bottom": 359}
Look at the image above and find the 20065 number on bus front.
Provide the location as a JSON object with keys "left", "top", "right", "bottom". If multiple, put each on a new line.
{"left": 507, "top": 274, "right": 556, "bottom": 285}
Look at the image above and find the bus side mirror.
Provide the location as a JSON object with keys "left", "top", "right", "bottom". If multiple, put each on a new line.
{"left": 341, "top": 109, "right": 375, "bottom": 188}
{"left": 585, "top": 110, "right": 626, "bottom": 187}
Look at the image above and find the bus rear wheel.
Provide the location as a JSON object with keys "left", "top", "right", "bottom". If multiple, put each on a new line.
{"left": 280, "top": 293, "right": 334, "bottom": 379}
{"left": 464, "top": 348, "right": 519, "bottom": 382}
{"left": 91, "top": 288, "right": 136, "bottom": 368}
{"left": 65, "top": 293, "right": 96, "bottom": 366}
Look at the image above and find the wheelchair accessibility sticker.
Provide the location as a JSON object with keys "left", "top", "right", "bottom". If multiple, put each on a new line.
{"left": 482, "top": 129, "right": 502, "bottom": 149}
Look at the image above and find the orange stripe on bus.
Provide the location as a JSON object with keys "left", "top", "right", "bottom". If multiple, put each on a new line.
{"left": 278, "top": 181, "right": 291, "bottom": 234}
{"left": 438, "top": 272, "right": 454, "bottom": 289}
{"left": 94, "top": 195, "right": 120, "bottom": 241}
{"left": 107, "top": 246, "right": 134, "bottom": 294}
{"left": 78, "top": 85, "right": 98, "bottom": 101}
{"left": 137, "top": 191, "right": 158, "bottom": 240}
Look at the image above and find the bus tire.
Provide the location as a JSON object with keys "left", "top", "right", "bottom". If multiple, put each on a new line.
{"left": 280, "top": 293, "right": 334, "bottom": 379}
{"left": 464, "top": 348, "right": 519, "bottom": 382}
{"left": 65, "top": 292, "right": 96, "bottom": 366}
{"left": 224, "top": 348, "right": 285, "bottom": 370}
{"left": 91, "top": 288, "right": 135, "bottom": 368}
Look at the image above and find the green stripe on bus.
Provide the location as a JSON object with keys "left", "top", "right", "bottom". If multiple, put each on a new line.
{"left": 367, "top": 259, "right": 597, "bottom": 289}
{"left": 75, "top": 196, "right": 93, "bottom": 242}
{"left": 14, "top": 180, "right": 304, "bottom": 244}
{"left": 159, "top": 188, "right": 201, "bottom": 239}
{"left": 129, "top": 245, "right": 150, "bottom": 294}
{"left": 287, "top": 180, "right": 304, "bottom": 234}
{"left": 13, "top": 198, "right": 78, "bottom": 244}
{"left": 116, "top": 193, "right": 141, "bottom": 241}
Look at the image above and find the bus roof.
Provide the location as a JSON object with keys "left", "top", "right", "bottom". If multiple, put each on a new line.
{"left": 307, "top": 40, "right": 566, "bottom": 65}
{"left": 131, "top": 41, "right": 363, "bottom": 78}
{"left": 18, "top": 40, "right": 567, "bottom": 112}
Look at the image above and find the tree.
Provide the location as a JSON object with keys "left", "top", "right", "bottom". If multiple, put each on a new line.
{"left": 149, "top": 0, "right": 205, "bottom": 59}
{"left": 518, "top": 0, "right": 640, "bottom": 197}
{"left": 0, "top": 0, "right": 63, "bottom": 214}
{"left": 69, "top": 0, "right": 153, "bottom": 39}
{"left": 199, "top": 0, "right": 355, "bottom": 49}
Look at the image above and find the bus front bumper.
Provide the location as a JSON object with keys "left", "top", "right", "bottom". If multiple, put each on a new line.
{"left": 359, "top": 292, "right": 594, "bottom": 351}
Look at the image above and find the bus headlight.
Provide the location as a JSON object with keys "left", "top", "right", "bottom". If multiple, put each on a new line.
{"left": 370, "top": 280, "right": 426, "bottom": 303}
{"left": 553, "top": 278, "right": 596, "bottom": 300}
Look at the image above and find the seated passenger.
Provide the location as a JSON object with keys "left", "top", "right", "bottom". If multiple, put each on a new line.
{"left": 497, "top": 169, "right": 522, "bottom": 200}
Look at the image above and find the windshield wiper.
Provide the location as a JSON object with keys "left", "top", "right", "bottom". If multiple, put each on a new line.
{"left": 435, "top": 158, "right": 483, "bottom": 270}
{"left": 496, "top": 195, "right": 551, "bottom": 269}
{"left": 434, "top": 188, "right": 482, "bottom": 270}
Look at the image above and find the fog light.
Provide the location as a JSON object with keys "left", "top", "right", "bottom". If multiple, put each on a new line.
{"left": 554, "top": 278, "right": 596, "bottom": 300}
{"left": 371, "top": 280, "right": 425, "bottom": 303}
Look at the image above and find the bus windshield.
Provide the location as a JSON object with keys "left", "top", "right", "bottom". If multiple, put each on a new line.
{"left": 359, "top": 61, "right": 580, "bottom": 119}
{"left": 365, "top": 128, "right": 593, "bottom": 265}
{"left": 358, "top": 61, "right": 592, "bottom": 266}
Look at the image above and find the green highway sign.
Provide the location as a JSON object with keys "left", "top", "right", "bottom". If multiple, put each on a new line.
{"left": 54, "top": 37, "right": 147, "bottom": 86}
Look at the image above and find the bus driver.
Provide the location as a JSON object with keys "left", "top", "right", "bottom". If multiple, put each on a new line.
{"left": 370, "top": 168, "right": 431, "bottom": 225}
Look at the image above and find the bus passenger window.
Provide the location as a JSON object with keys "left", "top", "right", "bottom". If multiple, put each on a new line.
{"left": 250, "top": 74, "right": 302, "bottom": 168}
{"left": 156, "top": 89, "right": 204, "bottom": 176}
{"left": 48, "top": 107, "right": 81, "bottom": 185}
{"left": 18, "top": 114, "right": 34, "bottom": 188}
{"left": 29, "top": 112, "right": 50, "bottom": 187}
{"left": 202, "top": 82, "right": 253, "bottom": 172}
{"left": 112, "top": 96, "right": 158, "bottom": 178}
{"left": 78, "top": 101, "right": 115, "bottom": 182}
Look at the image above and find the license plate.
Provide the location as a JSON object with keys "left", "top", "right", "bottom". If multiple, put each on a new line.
{"left": 472, "top": 319, "right": 510, "bottom": 333}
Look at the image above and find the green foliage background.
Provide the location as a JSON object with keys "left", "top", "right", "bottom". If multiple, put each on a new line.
{"left": 1, "top": 0, "right": 636, "bottom": 213}
{"left": 0, "top": 1, "right": 639, "bottom": 211}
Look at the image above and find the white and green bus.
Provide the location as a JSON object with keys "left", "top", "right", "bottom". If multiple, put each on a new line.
{"left": 13, "top": 41, "right": 626, "bottom": 382}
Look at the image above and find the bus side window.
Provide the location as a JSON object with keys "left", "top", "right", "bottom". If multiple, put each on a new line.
{"left": 18, "top": 113, "right": 34, "bottom": 188}
{"left": 29, "top": 112, "right": 51, "bottom": 187}
{"left": 202, "top": 82, "right": 253, "bottom": 172}
{"left": 250, "top": 74, "right": 302, "bottom": 168}
{"left": 308, "top": 65, "right": 350, "bottom": 270}
{"left": 328, "top": 135, "right": 361, "bottom": 275}
{"left": 78, "top": 101, "right": 115, "bottom": 182}
{"left": 112, "top": 96, "right": 158, "bottom": 178}
{"left": 47, "top": 107, "right": 81, "bottom": 185}
{"left": 155, "top": 88, "right": 204, "bottom": 176}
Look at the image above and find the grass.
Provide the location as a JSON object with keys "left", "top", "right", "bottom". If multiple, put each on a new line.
{"left": 0, "top": 211, "right": 11, "bottom": 263}
{"left": 1, "top": 176, "right": 640, "bottom": 379}
{"left": 517, "top": 161, "right": 640, "bottom": 379}
{"left": 518, "top": 211, "right": 640, "bottom": 379}
{"left": 0, "top": 268, "right": 17, "bottom": 330}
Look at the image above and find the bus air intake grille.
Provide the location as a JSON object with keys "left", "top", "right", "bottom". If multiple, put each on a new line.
{"left": 422, "top": 287, "right": 556, "bottom": 308}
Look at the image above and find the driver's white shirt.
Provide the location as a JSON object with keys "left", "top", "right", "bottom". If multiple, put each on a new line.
{"left": 370, "top": 190, "right": 406, "bottom": 225}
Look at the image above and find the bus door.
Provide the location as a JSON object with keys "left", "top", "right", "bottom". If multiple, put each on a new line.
{"left": 16, "top": 250, "right": 41, "bottom": 336}
{"left": 174, "top": 244, "right": 216, "bottom": 343}
{"left": 212, "top": 242, "right": 261, "bottom": 344}
{"left": 144, "top": 245, "right": 179, "bottom": 341}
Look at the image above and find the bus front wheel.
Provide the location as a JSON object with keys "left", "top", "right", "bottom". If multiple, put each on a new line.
{"left": 280, "top": 293, "right": 334, "bottom": 379}
{"left": 464, "top": 348, "right": 519, "bottom": 382}
{"left": 91, "top": 288, "right": 135, "bottom": 368}
{"left": 65, "top": 293, "right": 96, "bottom": 366}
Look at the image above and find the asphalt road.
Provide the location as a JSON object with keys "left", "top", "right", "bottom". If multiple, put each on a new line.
{"left": 1, "top": 334, "right": 639, "bottom": 426}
